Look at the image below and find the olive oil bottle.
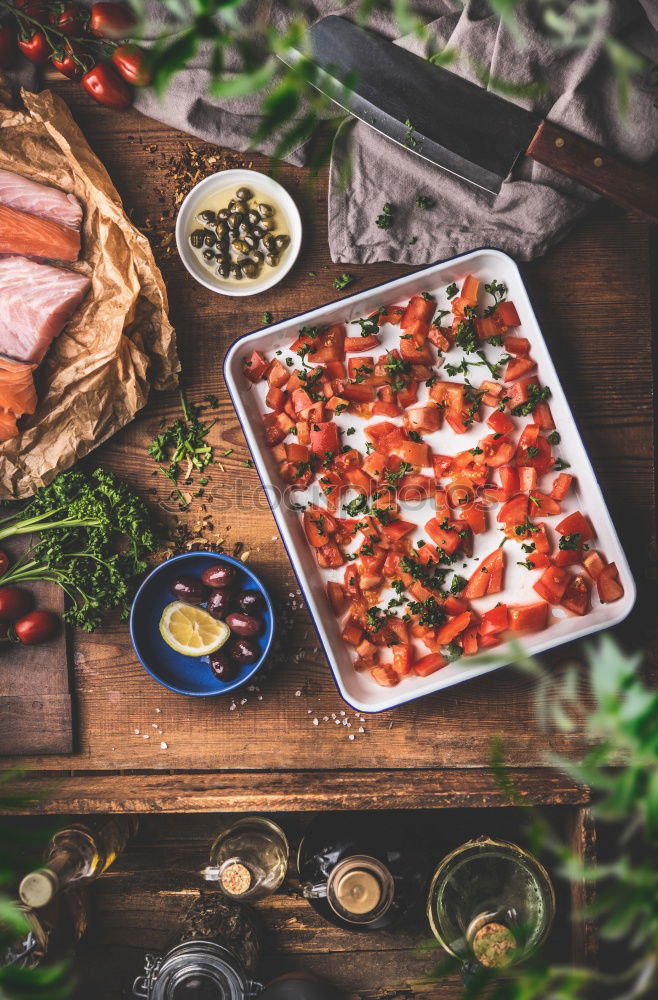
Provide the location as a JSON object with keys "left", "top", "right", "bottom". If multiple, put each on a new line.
{"left": 298, "top": 813, "right": 428, "bottom": 931}
{"left": 427, "top": 838, "right": 556, "bottom": 970}
{"left": 19, "top": 816, "right": 138, "bottom": 909}
{"left": 201, "top": 816, "right": 289, "bottom": 901}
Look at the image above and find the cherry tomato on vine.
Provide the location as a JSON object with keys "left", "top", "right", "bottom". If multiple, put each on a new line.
{"left": 0, "top": 587, "right": 33, "bottom": 623}
{"left": 51, "top": 42, "right": 83, "bottom": 79}
{"left": 0, "top": 23, "right": 17, "bottom": 69}
{"left": 18, "top": 30, "right": 50, "bottom": 65}
{"left": 111, "top": 42, "right": 151, "bottom": 86}
{"left": 51, "top": 2, "right": 86, "bottom": 38}
{"left": 13, "top": 609, "right": 59, "bottom": 645}
{"left": 82, "top": 62, "right": 132, "bottom": 108}
{"left": 89, "top": 2, "right": 136, "bottom": 40}
{"left": 0, "top": 550, "right": 10, "bottom": 576}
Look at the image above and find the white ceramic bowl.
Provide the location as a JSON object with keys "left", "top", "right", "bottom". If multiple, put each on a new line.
{"left": 175, "top": 168, "right": 302, "bottom": 297}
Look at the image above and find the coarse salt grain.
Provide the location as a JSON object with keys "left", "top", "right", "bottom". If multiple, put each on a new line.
{"left": 134, "top": 728, "right": 140, "bottom": 735}
{"left": 312, "top": 718, "right": 319, "bottom": 726}
{"left": 160, "top": 742, "right": 168, "bottom": 749}
{"left": 348, "top": 734, "right": 355, "bottom": 740}
{"left": 295, "top": 690, "right": 301, "bottom": 697}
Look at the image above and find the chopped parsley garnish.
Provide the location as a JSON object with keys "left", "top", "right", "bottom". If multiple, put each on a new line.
{"left": 554, "top": 457, "right": 571, "bottom": 471}
{"left": 446, "top": 282, "right": 458, "bottom": 299}
{"left": 511, "top": 383, "right": 552, "bottom": 417}
{"left": 376, "top": 203, "right": 394, "bottom": 229}
{"left": 483, "top": 279, "right": 507, "bottom": 316}
{"left": 334, "top": 273, "right": 355, "bottom": 291}
{"left": 526, "top": 446, "right": 540, "bottom": 458}
{"left": 517, "top": 559, "right": 534, "bottom": 570}
{"left": 409, "top": 431, "right": 422, "bottom": 442}
{"left": 450, "top": 574, "right": 467, "bottom": 595}
{"left": 261, "top": 311, "right": 272, "bottom": 324}
{"left": 299, "top": 324, "right": 321, "bottom": 339}
{"left": 415, "top": 195, "right": 435, "bottom": 209}
{"left": 547, "top": 431, "right": 561, "bottom": 445}
{"left": 346, "top": 427, "right": 356, "bottom": 436}
{"left": 352, "top": 309, "right": 383, "bottom": 338}
{"left": 407, "top": 597, "right": 446, "bottom": 628}
{"left": 403, "top": 119, "right": 418, "bottom": 148}
{"left": 384, "top": 461, "right": 413, "bottom": 485}
{"left": 343, "top": 494, "right": 369, "bottom": 517}
{"left": 559, "top": 533, "right": 582, "bottom": 551}
{"left": 445, "top": 641, "right": 463, "bottom": 662}
{"left": 514, "top": 518, "right": 539, "bottom": 536}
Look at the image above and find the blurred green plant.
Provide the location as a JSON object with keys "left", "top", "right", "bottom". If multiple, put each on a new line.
{"left": 137, "top": 0, "right": 650, "bottom": 160}
{"left": 0, "top": 773, "right": 71, "bottom": 1000}
{"left": 423, "top": 634, "right": 658, "bottom": 999}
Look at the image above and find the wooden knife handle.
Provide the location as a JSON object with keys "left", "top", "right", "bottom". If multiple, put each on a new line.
{"left": 527, "top": 119, "right": 658, "bottom": 225}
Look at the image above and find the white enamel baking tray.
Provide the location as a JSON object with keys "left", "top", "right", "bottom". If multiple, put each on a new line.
{"left": 224, "top": 249, "right": 635, "bottom": 713}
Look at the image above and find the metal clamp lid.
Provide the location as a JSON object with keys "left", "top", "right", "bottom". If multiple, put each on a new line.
{"left": 132, "top": 941, "right": 256, "bottom": 1000}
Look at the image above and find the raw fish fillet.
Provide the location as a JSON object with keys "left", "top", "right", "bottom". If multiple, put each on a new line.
{"left": 0, "top": 358, "right": 37, "bottom": 416}
{"left": 0, "top": 202, "right": 80, "bottom": 262}
{"left": 0, "top": 168, "right": 82, "bottom": 229}
{"left": 0, "top": 257, "right": 90, "bottom": 364}
{"left": 0, "top": 410, "right": 18, "bottom": 442}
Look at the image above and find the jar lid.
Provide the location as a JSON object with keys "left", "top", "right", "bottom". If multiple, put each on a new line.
{"left": 150, "top": 942, "right": 252, "bottom": 1000}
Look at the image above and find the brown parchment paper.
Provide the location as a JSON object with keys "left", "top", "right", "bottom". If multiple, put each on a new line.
{"left": 0, "top": 86, "right": 180, "bottom": 498}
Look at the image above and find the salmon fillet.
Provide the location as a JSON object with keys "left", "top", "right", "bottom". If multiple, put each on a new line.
{"left": 0, "top": 358, "right": 37, "bottom": 417}
{"left": 0, "top": 202, "right": 80, "bottom": 263}
{"left": 0, "top": 168, "right": 82, "bottom": 229}
{"left": 0, "top": 257, "right": 90, "bottom": 363}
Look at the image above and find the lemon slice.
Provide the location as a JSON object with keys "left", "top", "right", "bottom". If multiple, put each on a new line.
{"left": 159, "top": 602, "right": 230, "bottom": 657}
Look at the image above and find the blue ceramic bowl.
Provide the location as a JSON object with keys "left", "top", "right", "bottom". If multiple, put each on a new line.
{"left": 130, "top": 552, "right": 275, "bottom": 696}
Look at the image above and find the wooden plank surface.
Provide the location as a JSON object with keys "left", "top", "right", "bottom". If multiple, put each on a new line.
{"left": 0, "top": 537, "right": 71, "bottom": 755}
{"left": 1, "top": 83, "right": 655, "bottom": 782}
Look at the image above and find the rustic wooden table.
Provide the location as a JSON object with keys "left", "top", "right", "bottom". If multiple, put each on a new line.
{"left": 1, "top": 83, "right": 656, "bottom": 813}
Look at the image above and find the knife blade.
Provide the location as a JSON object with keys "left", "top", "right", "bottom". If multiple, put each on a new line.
{"left": 279, "top": 16, "right": 658, "bottom": 223}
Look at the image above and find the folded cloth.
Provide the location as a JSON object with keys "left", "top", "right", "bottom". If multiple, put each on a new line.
{"left": 5, "top": 1, "right": 657, "bottom": 263}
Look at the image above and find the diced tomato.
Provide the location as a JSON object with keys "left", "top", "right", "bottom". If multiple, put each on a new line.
{"left": 497, "top": 493, "right": 528, "bottom": 526}
{"left": 413, "top": 652, "right": 447, "bottom": 677}
{"left": 496, "top": 301, "right": 521, "bottom": 326}
{"left": 517, "top": 435, "right": 553, "bottom": 475}
{"left": 428, "top": 326, "right": 452, "bottom": 351}
{"left": 372, "top": 400, "right": 402, "bottom": 417}
{"left": 380, "top": 520, "right": 416, "bottom": 542}
{"left": 400, "top": 331, "right": 433, "bottom": 364}
{"left": 286, "top": 443, "right": 309, "bottom": 465}
{"left": 561, "top": 574, "right": 591, "bottom": 616}
{"left": 552, "top": 547, "right": 583, "bottom": 568}
{"left": 371, "top": 664, "right": 399, "bottom": 686}
{"left": 267, "top": 358, "right": 290, "bottom": 388}
{"left": 504, "top": 357, "right": 536, "bottom": 382}
{"left": 518, "top": 467, "right": 537, "bottom": 492}
{"left": 464, "top": 549, "right": 505, "bottom": 599}
{"left": 396, "top": 380, "right": 419, "bottom": 409}
{"left": 347, "top": 356, "right": 374, "bottom": 379}
{"left": 398, "top": 475, "right": 434, "bottom": 503}
{"left": 534, "top": 523, "right": 551, "bottom": 554}
{"left": 551, "top": 473, "right": 573, "bottom": 501}
{"left": 499, "top": 467, "right": 520, "bottom": 498}
{"left": 344, "top": 565, "right": 360, "bottom": 595}
{"left": 479, "top": 604, "right": 509, "bottom": 636}
{"left": 265, "top": 385, "right": 287, "bottom": 412}
{"left": 378, "top": 305, "right": 405, "bottom": 326}
{"left": 400, "top": 294, "right": 435, "bottom": 330}
{"left": 583, "top": 551, "right": 606, "bottom": 580}
{"left": 474, "top": 314, "right": 503, "bottom": 339}
{"left": 316, "top": 542, "right": 344, "bottom": 569}
{"left": 461, "top": 625, "right": 479, "bottom": 656}
{"left": 456, "top": 504, "right": 487, "bottom": 535}
{"left": 366, "top": 421, "right": 399, "bottom": 443}
{"left": 524, "top": 552, "right": 551, "bottom": 569}
{"left": 429, "top": 381, "right": 464, "bottom": 411}
{"left": 481, "top": 436, "right": 515, "bottom": 467}
{"left": 486, "top": 410, "right": 514, "bottom": 436}
{"left": 481, "top": 381, "right": 504, "bottom": 407}
{"left": 392, "top": 439, "right": 431, "bottom": 468}
{"left": 507, "top": 376, "right": 539, "bottom": 410}
{"left": 432, "top": 455, "right": 453, "bottom": 480}
{"left": 362, "top": 451, "right": 388, "bottom": 480}
{"left": 532, "top": 402, "right": 555, "bottom": 430}
{"left": 341, "top": 620, "right": 363, "bottom": 646}
{"left": 529, "top": 491, "right": 561, "bottom": 517}
{"left": 322, "top": 323, "right": 346, "bottom": 360}
{"left": 405, "top": 406, "right": 442, "bottom": 433}
{"left": 391, "top": 644, "right": 413, "bottom": 677}
{"left": 436, "top": 612, "right": 472, "bottom": 645}
{"left": 326, "top": 581, "right": 347, "bottom": 615}
{"left": 310, "top": 422, "right": 339, "bottom": 455}
{"left": 244, "top": 350, "right": 269, "bottom": 382}
{"left": 345, "top": 335, "right": 380, "bottom": 352}
{"left": 596, "top": 562, "right": 624, "bottom": 603}
{"left": 425, "top": 518, "right": 462, "bottom": 555}
{"left": 504, "top": 335, "right": 530, "bottom": 356}
{"left": 264, "top": 412, "right": 293, "bottom": 446}
{"left": 556, "top": 511, "right": 594, "bottom": 543}
{"left": 533, "top": 565, "right": 570, "bottom": 604}
{"left": 460, "top": 274, "right": 480, "bottom": 305}
{"left": 342, "top": 382, "right": 375, "bottom": 403}
{"left": 508, "top": 602, "right": 548, "bottom": 632}
{"left": 343, "top": 467, "right": 372, "bottom": 493}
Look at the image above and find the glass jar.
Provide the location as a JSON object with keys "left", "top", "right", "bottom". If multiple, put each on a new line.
{"left": 132, "top": 894, "right": 261, "bottom": 1000}
{"left": 427, "top": 837, "right": 556, "bottom": 970}
{"left": 201, "top": 817, "right": 289, "bottom": 901}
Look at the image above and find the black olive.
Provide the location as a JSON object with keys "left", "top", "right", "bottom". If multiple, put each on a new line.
{"left": 202, "top": 249, "right": 215, "bottom": 262}
{"left": 201, "top": 565, "right": 238, "bottom": 589}
{"left": 215, "top": 220, "right": 228, "bottom": 238}
{"left": 242, "top": 261, "right": 258, "bottom": 279}
{"left": 217, "top": 208, "right": 229, "bottom": 221}
{"left": 203, "top": 230, "right": 216, "bottom": 247}
{"left": 258, "top": 203, "right": 274, "bottom": 217}
{"left": 227, "top": 636, "right": 260, "bottom": 665}
{"left": 260, "top": 217, "right": 276, "bottom": 232}
{"left": 236, "top": 187, "right": 252, "bottom": 201}
{"left": 232, "top": 239, "right": 250, "bottom": 254}
{"left": 236, "top": 590, "right": 265, "bottom": 614}
{"left": 206, "top": 588, "right": 233, "bottom": 618}
{"left": 209, "top": 650, "right": 239, "bottom": 682}
{"left": 226, "top": 611, "right": 262, "bottom": 637}
{"left": 218, "top": 263, "right": 231, "bottom": 278}
{"left": 197, "top": 209, "right": 215, "bottom": 225}
{"left": 189, "top": 229, "right": 205, "bottom": 249}
{"left": 170, "top": 575, "right": 210, "bottom": 604}
{"left": 275, "top": 234, "right": 290, "bottom": 251}
{"left": 227, "top": 212, "right": 242, "bottom": 229}
{"left": 247, "top": 210, "right": 261, "bottom": 226}
{"left": 265, "top": 253, "right": 279, "bottom": 267}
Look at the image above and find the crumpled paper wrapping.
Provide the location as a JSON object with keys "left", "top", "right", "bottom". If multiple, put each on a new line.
{"left": 0, "top": 86, "right": 180, "bottom": 498}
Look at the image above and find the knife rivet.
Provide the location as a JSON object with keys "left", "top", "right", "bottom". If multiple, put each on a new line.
{"left": 593, "top": 156, "right": 603, "bottom": 167}
{"left": 555, "top": 137, "right": 565, "bottom": 148}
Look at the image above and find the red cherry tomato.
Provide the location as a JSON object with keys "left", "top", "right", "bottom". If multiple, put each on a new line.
{"left": 111, "top": 42, "right": 151, "bottom": 86}
{"left": 0, "top": 23, "right": 17, "bottom": 69}
{"left": 13, "top": 609, "right": 59, "bottom": 645}
{"left": 0, "top": 586, "right": 33, "bottom": 623}
{"left": 51, "top": 3, "right": 86, "bottom": 37}
{"left": 17, "top": 30, "right": 50, "bottom": 65}
{"left": 51, "top": 42, "right": 83, "bottom": 79}
{"left": 89, "top": 2, "right": 136, "bottom": 40}
{"left": 82, "top": 62, "right": 132, "bottom": 109}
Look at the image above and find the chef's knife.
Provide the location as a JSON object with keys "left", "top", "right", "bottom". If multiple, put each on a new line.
{"left": 280, "top": 16, "right": 658, "bottom": 224}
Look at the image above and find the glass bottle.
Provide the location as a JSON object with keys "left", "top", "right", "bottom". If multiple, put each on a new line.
{"left": 19, "top": 816, "right": 139, "bottom": 909}
{"left": 201, "top": 816, "right": 289, "bottom": 901}
{"left": 427, "top": 838, "right": 556, "bottom": 970}
{"left": 1, "top": 889, "right": 88, "bottom": 969}
{"left": 298, "top": 812, "right": 429, "bottom": 932}
{"left": 132, "top": 893, "right": 261, "bottom": 1000}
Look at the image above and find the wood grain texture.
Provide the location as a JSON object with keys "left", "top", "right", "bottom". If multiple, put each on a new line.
{"left": 0, "top": 83, "right": 654, "bottom": 787}
{"left": 0, "top": 537, "right": 70, "bottom": 756}
{"left": 0, "top": 767, "right": 590, "bottom": 814}
{"left": 527, "top": 120, "right": 658, "bottom": 224}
